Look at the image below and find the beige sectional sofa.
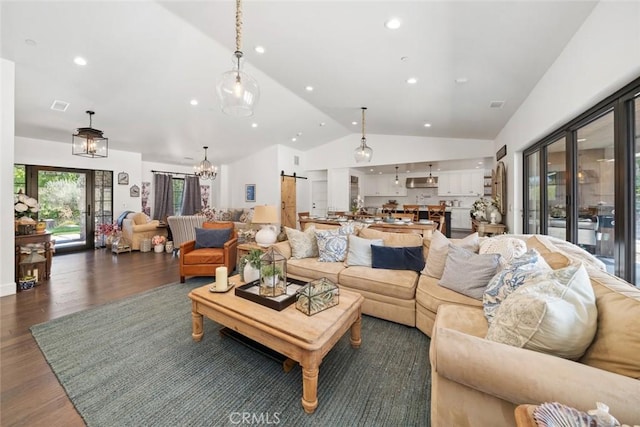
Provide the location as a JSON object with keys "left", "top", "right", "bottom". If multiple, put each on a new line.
{"left": 271, "top": 225, "right": 640, "bottom": 426}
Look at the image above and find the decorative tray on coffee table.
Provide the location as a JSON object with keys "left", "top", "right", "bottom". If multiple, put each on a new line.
{"left": 235, "top": 278, "right": 306, "bottom": 311}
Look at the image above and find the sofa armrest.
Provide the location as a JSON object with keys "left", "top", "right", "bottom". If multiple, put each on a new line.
{"left": 271, "top": 241, "right": 291, "bottom": 259}
{"left": 431, "top": 305, "right": 640, "bottom": 424}
{"left": 131, "top": 220, "right": 161, "bottom": 233}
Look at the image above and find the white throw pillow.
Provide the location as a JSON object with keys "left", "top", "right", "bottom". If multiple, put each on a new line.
{"left": 486, "top": 263, "right": 597, "bottom": 360}
{"left": 479, "top": 236, "right": 527, "bottom": 268}
{"left": 345, "top": 234, "right": 384, "bottom": 267}
{"left": 422, "top": 230, "right": 480, "bottom": 279}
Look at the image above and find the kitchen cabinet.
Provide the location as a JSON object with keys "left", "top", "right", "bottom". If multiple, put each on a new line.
{"left": 450, "top": 207, "right": 472, "bottom": 230}
{"left": 438, "top": 170, "right": 484, "bottom": 197}
{"left": 363, "top": 174, "right": 407, "bottom": 197}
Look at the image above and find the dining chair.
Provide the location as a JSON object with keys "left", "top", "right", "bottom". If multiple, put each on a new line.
{"left": 427, "top": 204, "right": 446, "bottom": 235}
{"left": 403, "top": 204, "right": 420, "bottom": 222}
{"left": 391, "top": 213, "right": 415, "bottom": 221}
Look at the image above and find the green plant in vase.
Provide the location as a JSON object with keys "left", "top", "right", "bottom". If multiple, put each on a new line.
{"left": 260, "top": 264, "right": 284, "bottom": 295}
{"left": 240, "top": 249, "right": 263, "bottom": 282}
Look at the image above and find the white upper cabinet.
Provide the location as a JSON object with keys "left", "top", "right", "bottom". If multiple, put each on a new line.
{"left": 438, "top": 170, "right": 484, "bottom": 196}
{"left": 363, "top": 174, "right": 407, "bottom": 197}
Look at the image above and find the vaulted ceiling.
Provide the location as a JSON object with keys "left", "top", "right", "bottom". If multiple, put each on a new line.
{"left": 2, "top": 1, "right": 598, "bottom": 169}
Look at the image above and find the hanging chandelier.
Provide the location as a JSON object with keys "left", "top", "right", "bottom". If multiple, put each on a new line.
{"left": 426, "top": 164, "right": 435, "bottom": 184}
{"left": 394, "top": 166, "right": 400, "bottom": 185}
{"left": 194, "top": 146, "right": 218, "bottom": 180}
{"left": 354, "top": 107, "right": 373, "bottom": 163}
{"left": 72, "top": 110, "right": 108, "bottom": 158}
{"left": 216, "top": 0, "right": 260, "bottom": 117}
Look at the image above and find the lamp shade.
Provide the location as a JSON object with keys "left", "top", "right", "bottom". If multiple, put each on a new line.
{"left": 252, "top": 205, "right": 279, "bottom": 224}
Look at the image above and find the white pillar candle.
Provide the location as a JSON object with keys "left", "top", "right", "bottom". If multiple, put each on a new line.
{"left": 215, "top": 266, "right": 228, "bottom": 291}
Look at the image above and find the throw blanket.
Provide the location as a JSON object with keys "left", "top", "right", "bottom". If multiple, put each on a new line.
{"left": 116, "top": 210, "right": 133, "bottom": 228}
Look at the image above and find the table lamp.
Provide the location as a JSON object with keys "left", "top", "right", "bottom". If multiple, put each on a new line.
{"left": 252, "top": 205, "right": 279, "bottom": 247}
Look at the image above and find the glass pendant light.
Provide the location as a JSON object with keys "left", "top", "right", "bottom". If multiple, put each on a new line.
{"left": 426, "top": 164, "right": 435, "bottom": 184}
{"left": 194, "top": 146, "right": 218, "bottom": 180}
{"left": 354, "top": 107, "right": 373, "bottom": 163}
{"left": 216, "top": 0, "right": 259, "bottom": 117}
{"left": 394, "top": 166, "right": 400, "bottom": 186}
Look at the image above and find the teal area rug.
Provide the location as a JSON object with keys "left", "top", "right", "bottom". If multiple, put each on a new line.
{"left": 31, "top": 279, "right": 431, "bottom": 426}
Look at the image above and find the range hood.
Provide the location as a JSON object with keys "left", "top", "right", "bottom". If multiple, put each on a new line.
{"left": 406, "top": 177, "right": 438, "bottom": 188}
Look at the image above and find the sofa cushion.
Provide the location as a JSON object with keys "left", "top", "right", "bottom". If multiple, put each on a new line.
{"left": 483, "top": 249, "right": 552, "bottom": 325}
{"left": 358, "top": 227, "right": 423, "bottom": 247}
{"left": 423, "top": 231, "right": 480, "bottom": 279}
{"left": 338, "top": 266, "right": 418, "bottom": 300}
{"left": 194, "top": 227, "right": 232, "bottom": 248}
{"left": 416, "top": 275, "right": 483, "bottom": 314}
{"left": 286, "top": 258, "right": 344, "bottom": 284}
{"left": 345, "top": 235, "right": 383, "bottom": 267}
{"left": 285, "top": 226, "right": 319, "bottom": 259}
{"left": 479, "top": 236, "right": 527, "bottom": 267}
{"left": 579, "top": 267, "right": 640, "bottom": 378}
{"left": 526, "top": 235, "right": 571, "bottom": 270}
{"left": 239, "top": 209, "right": 253, "bottom": 223}
{"left": 371, "top": 245, "right": 425, "bottom": 272}
{"left": 439, "top": 245, "right": 501, "bottom": 300}
{"left": 486, "top": 263, "right": 597, "bottom": 360}
{"left": 183, "top": 247, "right": 225, "bottom": 265}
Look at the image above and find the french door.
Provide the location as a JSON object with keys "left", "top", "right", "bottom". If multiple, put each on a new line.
{"left": 26, "top": 166, "right": 94, "bottom": 252}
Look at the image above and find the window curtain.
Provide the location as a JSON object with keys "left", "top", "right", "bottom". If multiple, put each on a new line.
{"left": 181, "top": 175, "right": 202, "bottom": 215}
{"left": 153, "top": 173, "right": 174, "bottom": 221}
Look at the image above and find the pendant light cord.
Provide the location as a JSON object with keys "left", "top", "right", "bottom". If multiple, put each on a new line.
{"left": 235, "top": 0, "right": 243, "bottom": 53}
{"left": 361, "top": 107, "right": 367, "bottom": 145}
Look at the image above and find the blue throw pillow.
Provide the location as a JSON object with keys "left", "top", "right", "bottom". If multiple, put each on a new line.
{"left": 371, "top": 245, "right": 425, "bottom": 272}
{"left": 195, "top": 227, "right": 232, "bottom": 249}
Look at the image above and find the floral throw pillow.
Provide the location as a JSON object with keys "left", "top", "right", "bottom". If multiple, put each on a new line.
{"left": 315, "top": 225, "right": 356, "bottom": 262}
{"left": 483, "top": 249, "right": 551, "bottom": 325}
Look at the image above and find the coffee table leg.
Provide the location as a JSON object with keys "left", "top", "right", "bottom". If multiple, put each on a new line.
{"left": 350, "top": 312, "right": 362, "bottom": 348}
{"left": 301, "top": 364, "right": 319, "bottom": 414}
{"left": 191, "top": 304, "right": 203, "bottom": 342}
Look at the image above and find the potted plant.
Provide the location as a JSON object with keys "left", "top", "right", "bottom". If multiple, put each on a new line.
{"left": 151, "top": 235, "right": 166, "bottom": 253}
{"left": 240, "top": 249, "right": 262, "bottom": 282}
{"left": 260, "top": 263, "right": 283, "bottom": 289}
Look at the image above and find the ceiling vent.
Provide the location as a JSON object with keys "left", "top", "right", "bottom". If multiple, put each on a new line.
{"left": 50, "top": 100, "right": 70, "bottom": 112}
{"left": 489, "top": 100, "right": 505, "bottom": 109}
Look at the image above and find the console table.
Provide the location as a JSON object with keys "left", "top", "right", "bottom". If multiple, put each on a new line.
{"left": 15, "top": 232, "right": 54, "bottom": 286}
{"left": 471, "top": 219, "right": 507, "bottom": 237}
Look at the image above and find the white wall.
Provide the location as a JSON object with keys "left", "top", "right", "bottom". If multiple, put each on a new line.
{"left": 226, "top": 144, "right": 280, "bottom": 213}
{"left": 495, "top": 1, "right": 640, "bottom": 233}
{"left": 1, "top": 59, "right": 16, "bottom": 297}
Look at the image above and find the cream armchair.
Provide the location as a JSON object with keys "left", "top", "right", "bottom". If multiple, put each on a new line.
{"left": 121, "top": 212, "right": 167, "bottom": 250}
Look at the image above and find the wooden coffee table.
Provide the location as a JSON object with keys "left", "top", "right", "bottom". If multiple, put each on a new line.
{"left": 188, "top": 276, "right": 364, "bottom": 414}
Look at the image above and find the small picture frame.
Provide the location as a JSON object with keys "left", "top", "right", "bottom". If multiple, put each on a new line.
{"left": 245, "top": 184, "right": 256, "bottom": 202}
{"left": 118, "top": 172, "right": 129, "bottom": 185}
{"left": 130, "top": 184, "right": 140, "bottom": 197}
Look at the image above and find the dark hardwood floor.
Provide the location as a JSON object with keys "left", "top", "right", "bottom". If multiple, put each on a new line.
{"left": 1, "top": 248, "right": 182, "bottom": 427}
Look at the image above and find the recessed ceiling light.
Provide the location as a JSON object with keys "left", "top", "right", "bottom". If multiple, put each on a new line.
{"left": 406, "top": 169, "right": 411, "bottom": 173}
{"left": 74, "top": 56, "right": 87, "bottom": 66}
{"left": 352, "top": 121, "right": 358, "bottom": 125}
{"left": 423, "top": 123, "right": 431, "bottom": 128}
{"left": 384, "top": 18, "right": 401, "bottom": 30}
{"left": 305, "top": 86, "right": 314, "bottom": 92}
{"left": 378, "top": 171, "right": 383, "bottom": 175}
{"left": 25, "top": 39, "right": 37, "bottom": 47}
{"left": 319, "top": 122, "right": 326, "bottom": 127}
{"left": 577, "top": 138, "right": 587, "bottom": 142}
{"left": 478, "top": 161, "right": 483, "bottom": 165}
{"left": 406, "top": 77, "right": 418, "bottom": 84}
{"left": 190, "top": 99, "right": 198, "bottom": 106}
{"left": 291, "top": 137, "right": 297, "bottom": 142}
{"left": 475, "top": 166, "right": 480, "bottom": 169}
{"left": 437, "top": 168, "right": 441, "bottom": 171}
{"left": 251, "top": 123, "right": 258, "bottom": 128}
{"left": 369, "top": 168, "right": 374, "bottom": 172}
{"left": 254, "top": 46, "right": 265, "bottom": 54}
{"left": 455, "top": 77, "right": 468, "bottom": 84}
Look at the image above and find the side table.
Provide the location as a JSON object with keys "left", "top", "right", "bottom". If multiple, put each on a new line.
{"left": 237, "top": 242, "right": 268, "bottom": 265}
{"left": 471, "top": 219, "right": 507, "bottom": 237}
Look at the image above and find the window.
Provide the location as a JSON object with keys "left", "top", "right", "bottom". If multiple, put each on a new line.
{"left": 523, "top": 77, "right": 640, "bottom": 286}
{"left": 14, "top": 164, "right": 25, "bottom": 194}
{"left": 172, "top": 178, "right": 184, "bottom": 216}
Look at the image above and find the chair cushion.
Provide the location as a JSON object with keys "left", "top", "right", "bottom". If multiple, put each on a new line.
{"left": 183, "top": 248, "right": 225, "bottom": 265}
{"left": 371, "top": 245, "right": 425, "bottom": 272}
{"left": 195, "top": 227, "right": 232, "bottom": 248}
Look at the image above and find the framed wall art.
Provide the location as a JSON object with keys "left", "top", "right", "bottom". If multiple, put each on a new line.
{"left": 130, "top": 184, "right": 140, "bottom": 198}
{"left": 118, "top": 172, "right": 129, "bottom": 185}
{"left": 245, "top": 184, "right": 256, "bottom": 202}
